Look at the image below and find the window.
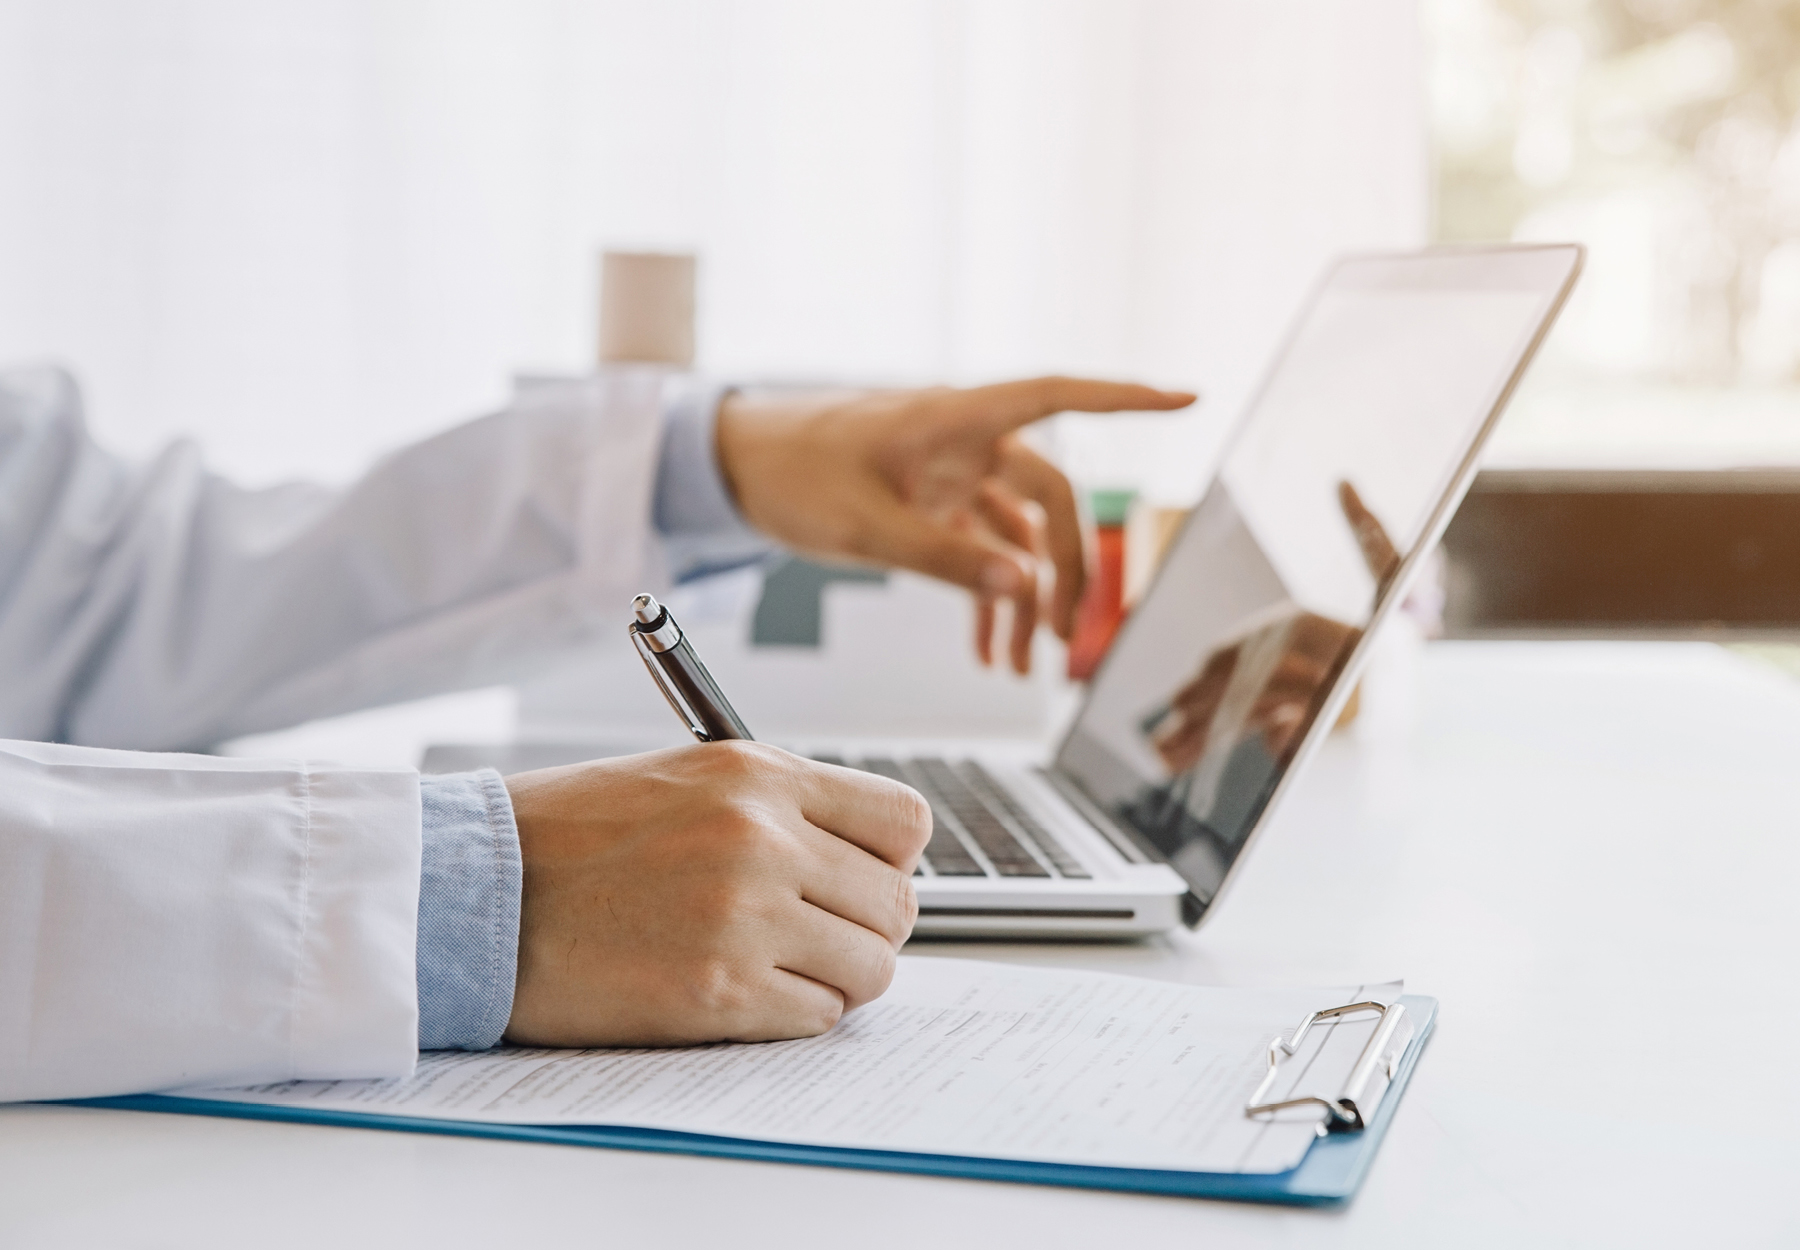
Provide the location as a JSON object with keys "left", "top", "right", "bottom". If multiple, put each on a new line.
{"left": 1428, "top": 0, "right": 1800, "bottom": 467}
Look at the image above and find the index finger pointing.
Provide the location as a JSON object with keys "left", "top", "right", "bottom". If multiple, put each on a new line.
{"left": 942, "top": 376, "right": 1197, "bottom": 438}
{"left": 795, "top": 757, "right": 933, "bottom": 873}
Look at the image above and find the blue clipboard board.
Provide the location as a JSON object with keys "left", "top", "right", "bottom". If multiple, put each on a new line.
{"left": 77, "top": 995, "right": 1434, "bottom": 1207}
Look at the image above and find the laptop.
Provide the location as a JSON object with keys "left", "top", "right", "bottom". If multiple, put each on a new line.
{"left": 426, "top": 245, "right": 1584, "bottom": 936}
{"left": 797, "top": 245, "right": 1584, "bottom": 937}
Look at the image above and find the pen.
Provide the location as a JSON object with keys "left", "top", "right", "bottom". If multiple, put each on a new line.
{"left": 629, "top": 592, "right": 754, "bottom": 742}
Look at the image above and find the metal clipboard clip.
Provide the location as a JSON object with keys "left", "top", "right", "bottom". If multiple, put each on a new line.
{"left": 1245, "top": 1000, "right": 1414, "bottom": 1134}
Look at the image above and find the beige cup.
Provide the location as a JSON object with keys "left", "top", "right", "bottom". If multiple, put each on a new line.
{"left": 598, "top": 251, "right": 696, "bottom": 367}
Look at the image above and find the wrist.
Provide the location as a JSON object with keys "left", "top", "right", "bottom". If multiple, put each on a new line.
{"left": 713, "top": 391, "right": 751, "bottom": 517}
{"left": 417, "top": 769, "right": 522, "bottom": 1052}
{"left": 710, "top": 390, "right": 854, "bottom": 548}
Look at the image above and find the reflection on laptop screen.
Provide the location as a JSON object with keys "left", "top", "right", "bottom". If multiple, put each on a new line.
{"left": 1056, "top": 248, "right": 1576, "bottom": 920}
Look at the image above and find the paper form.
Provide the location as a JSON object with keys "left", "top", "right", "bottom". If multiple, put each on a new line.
{"left": 184, "top": 957, "right": 1400, "bottom": 1175}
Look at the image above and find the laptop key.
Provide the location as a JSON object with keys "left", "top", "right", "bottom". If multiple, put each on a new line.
{"left": 959, "top": 761, "right": 1092, "bottom": 879}
{"left": 859, "top": 757, "right": 986, "bottom": 876}
{"left": 912, "top": 759, "right": 1050, "bottom": 878}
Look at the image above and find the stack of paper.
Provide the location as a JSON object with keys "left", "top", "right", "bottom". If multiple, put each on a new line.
{"left": 179, "top": 957, "right": 1402, "bottom": 1177}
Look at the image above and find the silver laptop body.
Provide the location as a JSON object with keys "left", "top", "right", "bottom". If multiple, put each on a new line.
{"left": 801, "top": 245, "right": 1583, "bottom": 938}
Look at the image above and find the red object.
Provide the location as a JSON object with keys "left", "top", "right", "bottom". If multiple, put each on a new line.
{"left": 1067, "top": 522, "right": 1127, "bottom": 681}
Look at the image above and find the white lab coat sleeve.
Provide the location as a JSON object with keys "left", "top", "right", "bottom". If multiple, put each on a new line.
{"left": 0, "top": 739, "right": 421, "bottom": 1102}
{"left": 0, "top": 364, "right": 669, "bottom": 751}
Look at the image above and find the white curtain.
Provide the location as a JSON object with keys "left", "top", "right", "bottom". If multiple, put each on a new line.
{"left": 0, "top": 0, "right": 1425, "bottom": 505}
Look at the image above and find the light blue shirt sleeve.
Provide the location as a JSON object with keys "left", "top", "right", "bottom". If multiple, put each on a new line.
{"left": 417, "top": 769, "right": 521, "bottom": 1051}
{"left": 653, "top": 378, "right": 778, "bottom": 583}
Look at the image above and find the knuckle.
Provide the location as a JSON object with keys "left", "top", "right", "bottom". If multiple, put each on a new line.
{"left": 699, "top": 743, "right": 801, "bottom": 812}
{"left": 1013, "top": 561, "right": 1040, "bottom": 599}
{"left": 710, "top": 808, "right": 788, "bottom": 869}
{"left": 896, "top": 787, "right": 933, "bottom": 849}
{"left": 838, "top": 940, "right": 897, "bottom": 1013}
{"left": 890, "top": 873, "right": 919, "bottom": 939}
{"left": 806, "top": 996, "right": 845, "bottom": 1036}
{"left": 863, "top": 938, "right": 899, "bottom": 993}
{"left": 709, "top": 737, "right": 778, "bottom": 778}
{"left": 689, "top": 958, "right": 755, "bottom": 1021}
{"left": 708, "top": 798, "right": 764, "bottom": 841}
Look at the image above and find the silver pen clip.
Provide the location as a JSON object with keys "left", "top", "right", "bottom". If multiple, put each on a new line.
{"left": 631, "top": 627, "right": 712, "bottom": 742}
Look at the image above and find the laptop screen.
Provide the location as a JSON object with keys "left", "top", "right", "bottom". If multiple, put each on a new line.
{"left": 1054, "top": 247, "right": 1581, "bottom": 923}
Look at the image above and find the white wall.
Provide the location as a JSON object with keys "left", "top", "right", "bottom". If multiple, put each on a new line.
{"left": 1, "top": 0, "right": 1424, "bottom": 504}
{"left": 1, "top": 0, "right": 1428, "bottom": 747}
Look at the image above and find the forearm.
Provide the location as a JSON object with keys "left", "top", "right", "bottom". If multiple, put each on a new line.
{"left": 0, "top": 367, "right": 666, "bottom": 751}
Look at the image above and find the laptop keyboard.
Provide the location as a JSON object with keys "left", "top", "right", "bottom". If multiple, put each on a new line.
{"left": 814, "top": 756, "right": 1091, "bottom": 880}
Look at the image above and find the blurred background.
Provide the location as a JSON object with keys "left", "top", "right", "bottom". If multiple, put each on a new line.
{"left": 4, "top": 0, "right": 1797, "bottom": 759}
{"left": 0, "top": 0, "right": 1423, "bottom": 500}
{"left": 1433, "top": 0, "right": 1800, "bottom": 467}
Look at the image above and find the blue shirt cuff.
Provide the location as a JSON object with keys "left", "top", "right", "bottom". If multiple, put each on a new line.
{"left": 417, "top": 769, "right": 521, "bottom": 1051}
{"left": 653, "top": 378, "right": 778, "bottom": 582}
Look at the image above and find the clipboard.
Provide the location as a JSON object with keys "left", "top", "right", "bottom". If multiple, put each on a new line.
{"left": 75, "top": 995, "right": 1434, "bottom": 1207}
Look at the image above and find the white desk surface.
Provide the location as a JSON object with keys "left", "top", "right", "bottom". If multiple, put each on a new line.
{"left": 5, "top": 642, "right": 1798, "bottom": 1248}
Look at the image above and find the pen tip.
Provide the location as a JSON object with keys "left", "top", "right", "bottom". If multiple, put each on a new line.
{"left": 632, "top": 593, "right": 662, "bottom": 625}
